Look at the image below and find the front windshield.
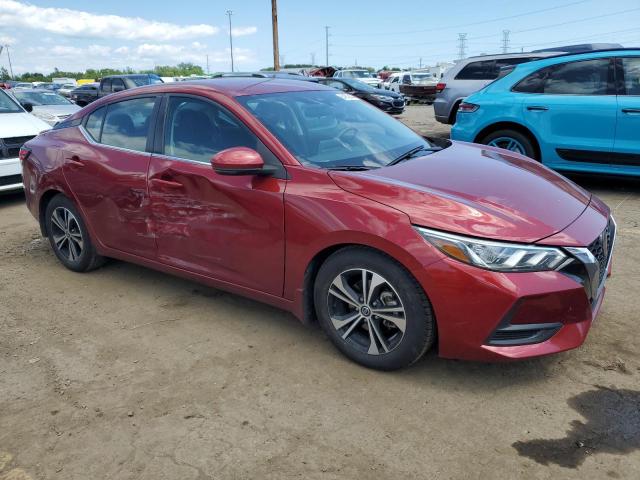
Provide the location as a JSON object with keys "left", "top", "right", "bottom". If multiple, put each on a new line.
{"left": 237, "top": 90, "right": 433, "bottom": 169}
{"left": 13, "top": 91, "right": 71, "bottom": 105}
{"left": 343, "top": 70, "right": 372, "bottom": 79}
{"left": 0, "top": 90, "right": 23, "bottom": 113}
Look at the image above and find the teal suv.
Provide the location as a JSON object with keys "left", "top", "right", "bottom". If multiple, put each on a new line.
{"left": 451, "top": 49, "right": 640, "bottom": 177}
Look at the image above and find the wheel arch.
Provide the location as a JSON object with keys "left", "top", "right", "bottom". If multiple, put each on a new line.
{"left": 38, "top": 189, "right": 65, "bottom": 237}
{"left": 473, "top": 121, "right": 541, "bottom": 160}
{"left": 301, "top": 243, "right": 437, "bottom": 336}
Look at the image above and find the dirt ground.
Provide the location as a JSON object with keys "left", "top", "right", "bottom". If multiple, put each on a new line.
{"left": 1, "top": 105, "right": 639, "bottom": 480}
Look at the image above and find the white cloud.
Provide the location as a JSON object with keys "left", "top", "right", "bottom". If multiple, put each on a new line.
{"left": 0, "top": 35, "right": 16, "bottom": 45}
{"left": 0, "top": 1, "right": 219, "bottom": 41}
{"left": 231, "top": 26, "right": 257, "bottom": 37}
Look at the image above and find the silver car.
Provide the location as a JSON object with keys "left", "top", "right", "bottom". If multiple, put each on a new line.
{"left": 433, "top": 52, "right": 558, "bottom": 125}
{"left": 11, "top": 89, "right": 81, "bottom": 126}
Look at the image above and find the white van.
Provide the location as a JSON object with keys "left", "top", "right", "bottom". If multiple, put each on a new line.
{"left": 0, "top": 89, "right": 51, "bottom": 192}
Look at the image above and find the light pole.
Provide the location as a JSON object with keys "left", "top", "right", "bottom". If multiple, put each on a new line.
{"left": 226, "top": 10, "right": 234, "bottom": 72}
{"left": 5, "top": 45, "right": 13, "bottom": 79}
{"left": 271, "top": 0, "right": 279, "bottom": 71}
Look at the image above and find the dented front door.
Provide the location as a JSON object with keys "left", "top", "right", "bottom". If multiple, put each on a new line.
{"left": 147, "top": 155, "right": 286, "bottom": 296}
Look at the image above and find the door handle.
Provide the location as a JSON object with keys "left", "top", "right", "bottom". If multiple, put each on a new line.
{"left": 621, "top": 108, "right": 640, "bottom": 114}
{"left": 150, "top": 178, "right": 183, "bottom": 189}
{"left": 526, "top": 106, "right": 549, "bottom": 111}
{"left": 65, "top": 155, "right": 84, "bottom": 167}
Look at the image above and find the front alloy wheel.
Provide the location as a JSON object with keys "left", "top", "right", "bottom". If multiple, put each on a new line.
{"left": 315, "top": 247, "right": 435, "bottom": 370}
{"left": 328, "top": 269, "right": 406, "bottom": 355}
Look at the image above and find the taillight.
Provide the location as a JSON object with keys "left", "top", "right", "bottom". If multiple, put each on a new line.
{"left": 458, "top": 102, "right": 479, "bottom": 113}
{"left": 436, "top": 82, "right": 446, "bottom": 93}
{"left": 19, "top": 147, "right": 31, "bottom": 162}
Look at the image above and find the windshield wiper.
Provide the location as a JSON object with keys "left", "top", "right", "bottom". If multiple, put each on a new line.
{"left": 387, "top": 145, "right": 442, "bottom": 166}
{"left": 327, "top": 166, "right": 372, "bottom": 171}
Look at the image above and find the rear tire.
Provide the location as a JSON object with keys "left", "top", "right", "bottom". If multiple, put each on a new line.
{"left": 480, "top": 129, "right": 537, "bottom": 159}
{"left": 314, "top": 247, "right": 435, "bottom": 370}
{"left": 45, "top": 195, "right": 105, "bottom": 272}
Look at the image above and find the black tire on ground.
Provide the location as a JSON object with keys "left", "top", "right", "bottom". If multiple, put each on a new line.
{"left": 44, "top": 194, "right": 105, "bottom": 272}
{"left": 480, "top": 129, "right": 538, "bottom": 160}
{"left": 314, "top": 247, "right": 436, "bottom": 370}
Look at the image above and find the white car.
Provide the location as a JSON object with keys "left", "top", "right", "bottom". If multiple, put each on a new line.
{"left": 0, "top": 89, "right": 51, "bottom": 193}
{"left": 332, "top": 69, "right": 379, "bottom": 87}
{"left": 11, "top": 89, "right": 81, "bottom": 126}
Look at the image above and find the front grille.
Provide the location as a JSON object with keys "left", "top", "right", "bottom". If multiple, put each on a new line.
{"left": 588, "top": 218, "right": 615, "bottom": 286}
{"left": 392, "top": 100, "right": 404, "bottom": 107}
{"left": 0, "top": 174, "right": 22, "bottom": 186}
{"left": 0, "top": 135, "right": 35, "bottom": 159}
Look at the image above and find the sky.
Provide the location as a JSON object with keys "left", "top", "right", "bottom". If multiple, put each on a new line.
{"left": 0, "top": 0, "right": 639, "bottom": 75}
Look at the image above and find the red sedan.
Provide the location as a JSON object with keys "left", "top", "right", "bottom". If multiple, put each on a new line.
{"left": 21, "top": 78, "right": 615, "bottom": 370}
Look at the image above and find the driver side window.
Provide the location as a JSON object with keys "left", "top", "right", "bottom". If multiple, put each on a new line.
{"left": 162, "top": 96, "right": 282, "bottom": 170}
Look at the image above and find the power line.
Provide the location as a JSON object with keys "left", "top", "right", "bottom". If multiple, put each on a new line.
{"left": 331, "top": 7, "right": 640, "bottom": 49}
{"left": 332, "top": 0, "right": 590, "bottom": 37}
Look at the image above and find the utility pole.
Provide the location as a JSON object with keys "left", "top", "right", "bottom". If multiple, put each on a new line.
{"left": 5, "top": 45, "right": 13, "bottom": 79}
{"left": 310, "top": 52, "right": 316, "bottom": 66}
{"left": 226, "top": 10, "right": 234, "bottom": 72}
{"left": 457, "top": 33, "right": 467, "bottom": 60}
{"left": 206, "top": 54, "right": 209, "bottom": 74}
{"left": 271, "top": 0, "right": 280, "bottom": 71}
{"left": 419, "top": 57, "right": 422, "bottom": 68}
{"left": 502, "top": 30, "right": 511, "bottom": 54}
{"left": 324, "top": 26, "right": 330, "bottom": 66}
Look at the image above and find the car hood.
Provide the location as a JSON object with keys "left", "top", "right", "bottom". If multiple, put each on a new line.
{"left": 32, "top": 104, "right": 81, "bottom": 117}
{"left": 329, "top": 141, "right": 594, "bottom": 243}
{"left": 0, "top": 112, "right": 51, "bottom": 135}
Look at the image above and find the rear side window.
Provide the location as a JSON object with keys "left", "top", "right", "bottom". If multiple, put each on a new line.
{"left": 101, "top": 97, "right": 156, "bottom": 152}
{"left": 456, "top": 57, "right": 542, "bottom": 81}
{"left": 544, "top": 59, "right": 611, "bottom": 95}
{"left": 621, "top": 57, "right": 640, "bottom": 95}
{"left": 84, "top": 107, "right": 106, "bottom": 140}
{"left": 513, "top": 59, "right": 613, "bottom": 95}
{"left": 455, "top": 61, "right": 497, "bottom": 80}
{"left": 101, "top": 78, "right": 112, "bottom": 93}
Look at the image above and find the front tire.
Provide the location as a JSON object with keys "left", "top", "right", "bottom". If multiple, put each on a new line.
{"left": 45, "top": 195, "right": 104, "bottom": 272}
{"left": 480, "top": 129, "right": 537, "bottom": 159}
{"left": 314, "top": 247, "right": 435, "bottom": 370}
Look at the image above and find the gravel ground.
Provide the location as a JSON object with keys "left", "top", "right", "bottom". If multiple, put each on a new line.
{"left": 1, "top": 105, "right": 639, "bottom": 480}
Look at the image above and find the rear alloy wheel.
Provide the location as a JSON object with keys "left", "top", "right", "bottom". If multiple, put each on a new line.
{"left": 45, "top": 195, "right": 104, "bottom": 272}
{"left": 315, "top": 248, "right": 435, "bottom": 370}
{"left": 481, "top": 129, "right": 537, "bottom": 159}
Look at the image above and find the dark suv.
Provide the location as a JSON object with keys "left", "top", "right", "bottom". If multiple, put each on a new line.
{"left": 97, "top": 74, "right": 163, "bottom": 99}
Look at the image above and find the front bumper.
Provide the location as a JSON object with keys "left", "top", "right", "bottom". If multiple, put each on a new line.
{"left": 0, "top": 157, "right": 23, "bottom": 192}
{"left": 414, "top": 220, "right": 614, "bottom": 362}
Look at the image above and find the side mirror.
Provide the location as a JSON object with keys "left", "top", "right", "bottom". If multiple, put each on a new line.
{"left": 211, "top": 147, "right": 275, "bottom": 176}
{"left": 22, "top": 102, "right": 33, "bottom": 112}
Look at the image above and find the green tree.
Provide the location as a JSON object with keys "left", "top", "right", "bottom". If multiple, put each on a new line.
{"left": 0, "top": 66, "right": 10, "bottom": 80}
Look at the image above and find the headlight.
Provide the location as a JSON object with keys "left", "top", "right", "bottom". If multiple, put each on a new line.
{"left": 414, "top": 226, "right": 568, "bottom": 272}
{"left": 371, "top": 94, "right": 393, "bottom": 102}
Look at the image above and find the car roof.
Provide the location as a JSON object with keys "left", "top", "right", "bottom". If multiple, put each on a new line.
{"left": 95, "top": 77, "right": 331, "bottom": 100}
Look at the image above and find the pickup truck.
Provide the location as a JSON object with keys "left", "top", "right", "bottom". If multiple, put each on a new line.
{"left": 388, "top": 71, "right": 438, "bottom": 103}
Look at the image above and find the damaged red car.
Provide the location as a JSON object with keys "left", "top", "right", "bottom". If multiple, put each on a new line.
{"left": 21, "top": 78, "right": 615, "bottom": 370}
